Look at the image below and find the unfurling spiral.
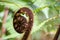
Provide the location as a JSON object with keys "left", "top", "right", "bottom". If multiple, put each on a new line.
{"left": 13, "top": 7, "right": 33, "bottom": 40}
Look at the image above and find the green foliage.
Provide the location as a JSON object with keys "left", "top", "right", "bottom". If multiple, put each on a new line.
{"left": 0, "top": 22, "right": 2, "bottom": 29}
{"left": 0, "top": 5, "right": 4, "bottom": 12}
{"left": 0, "top": 0, "right": 60, "bottom": 40}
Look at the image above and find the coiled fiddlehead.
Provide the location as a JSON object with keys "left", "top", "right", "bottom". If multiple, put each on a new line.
{"left": 13, "top": 7, "right": 33, "bottom": 40}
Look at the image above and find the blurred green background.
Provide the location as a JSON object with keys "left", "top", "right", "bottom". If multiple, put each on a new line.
{"left": 0, "top": 0, "right": 60, "bottom": 40}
